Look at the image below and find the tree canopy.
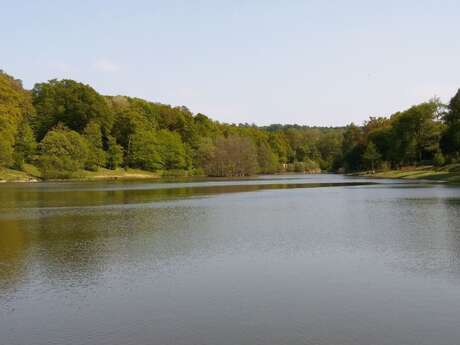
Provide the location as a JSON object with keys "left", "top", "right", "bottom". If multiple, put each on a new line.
{"left": 1, "top": 70, "right": 459, "bottom": 178}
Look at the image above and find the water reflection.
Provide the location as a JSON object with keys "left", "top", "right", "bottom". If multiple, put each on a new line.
{"left": 0, "top": 219, "right": 31, "bottom": 292}
{"left": 0, "top": 179, "right": 378, "bottom": 210}
{"left": 1, "top": 176, "right": 460, "bottom": 345}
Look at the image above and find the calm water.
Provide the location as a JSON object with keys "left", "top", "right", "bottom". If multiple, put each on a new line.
{"left": 1, "top": 174, "right": 460, "bottom": 345}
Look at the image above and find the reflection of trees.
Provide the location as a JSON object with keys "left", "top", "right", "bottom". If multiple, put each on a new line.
{"left": 0, "top": 219, "right": 30, "bottom": 293}
{"left": 0, "top": 184, "right": 218, "bottom": 294}
{"left": 32, "top": 213, "right": 110, "bottom": 285}
{"left": 384, "top": 196, "right": 460, "bottom": 278}
{"left": 28, "top": 204, "right": 211, "bottom": 286}
{"left": 443, "top": 198, "right": 460, "bottom": 275}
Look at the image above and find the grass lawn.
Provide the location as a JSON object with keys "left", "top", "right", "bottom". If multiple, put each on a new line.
{"left": 0, "top": 164, "right": 40, "bottom": 182}
{"left": 79, "top": 168, "right": 160, "bottom": 181}
{"left": 358, "top": 164, "right": 460, "bottom": 183}
{"left": 0, "top": 166, "right": 160, "bottom": 182}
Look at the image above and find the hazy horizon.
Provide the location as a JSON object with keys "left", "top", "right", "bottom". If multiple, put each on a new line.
{"left": 2, "top": 0, "right": 459, "bottom": 126}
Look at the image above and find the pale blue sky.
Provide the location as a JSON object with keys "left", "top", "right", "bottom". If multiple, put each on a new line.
{"left": 2, "top": 0, "right": 459, "bottom": 126}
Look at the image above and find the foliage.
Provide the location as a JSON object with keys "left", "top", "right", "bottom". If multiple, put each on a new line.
{"left": 128, "top": 130, "right": 162, "bottom": 171}
{"left": 83, "top": 121, "right": 106, "bottom": 170}
{"left": 441, "top": 89, "right": 460, "bottom": 156}
{"left": 1, "top": 70, "right": 460, "bottom": 179}
{"left": 37, "top": 125, "right": 89, "bottom": 178}
{"left": 0, "top": 71, "right": 34, "bottom": 167}
{"left": 203, "top": 135, "right": 258, "bottom": 177}
{"left": 157, "top": 129, "right": 188, "bottom": 170}
{"left": 13, "top": 122, "right": 37, "bottom": 169}
{"left": 106, "top": 135, "right": 124, "bottom": 170}
{"left": 257, "top": 140, "right": 279, "bottom": 174}
{"left": 390, "top": 102, "right": 441, "bottom": 165}
{"left": 32, "top": 79, "right": 113, "bottom": 140}
{"left": 433, "top": 152, "right": 446, "bottom": 167}
{"left": 304, "top": 159, "right": 321, "bottom": 172}
{"left": 362, "top": 142, "right": 381, "bottom": 170}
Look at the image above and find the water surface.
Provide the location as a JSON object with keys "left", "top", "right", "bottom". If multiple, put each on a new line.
{"left": 1, "top": 174, "right": 460, "bottom": 345}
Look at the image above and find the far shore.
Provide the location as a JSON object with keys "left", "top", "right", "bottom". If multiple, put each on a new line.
{"left": 352, "top": 164, "right": 460, "bottom": 184}
{"left": 0, "top": 166, "right": 161, "bottom": 183}
{"left": 2, "top": 164, "right": 460, "bottom": 184}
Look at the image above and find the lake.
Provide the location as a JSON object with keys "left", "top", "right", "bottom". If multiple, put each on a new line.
{"left": 1, "top": 174, "right": 460, "bottom": 345}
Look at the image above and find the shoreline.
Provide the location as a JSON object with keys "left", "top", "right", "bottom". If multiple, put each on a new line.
{"left": 0, "top": 167, "right": 162, "bottom": 183}
{"left": 0, "top": 167, "right": 325, "bottom": 184}
{"left": 3, "top": 165, "right": 460, "bottom": 184}
{"left": 351, "top": 164, "right": 460, "bottom": 184}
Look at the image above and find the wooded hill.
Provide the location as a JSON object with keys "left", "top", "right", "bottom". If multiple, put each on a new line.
{"left": 1, "top": 69, "right": 459, "bottom": 179}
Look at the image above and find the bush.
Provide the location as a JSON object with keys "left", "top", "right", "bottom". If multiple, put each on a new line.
{"left": 304, "top": 159, "right": 320, "bottom": 172}
{"left": 0, "top": 133, "right": 14, "bottom": 168}
{"left": 38, "top": 125, "right": 89, "bottom": 179}
{"left": 13, "top": 122, "right": 37, "bottom": 169}
{"left": 157, "top": 130, "right": 187, "bottom": 170}
{"left": 129, "top": 130, "right": 162, "bottom": 171}
{"left": 433, "top": 152, "right": 445, "bottom": 167}
{"left": 83, "top": 122, "right": 106, "bottom": 170}
{"left": 294, "top": 161, "right": 305, "bottom": 172}
{"left": 202, "top": 135, "right": 258, "bottom": 177}
{"left": 106, "top": 135, "right": 124, "bottom": 170}
{"left": 160, "top": 169, "right": 190, "bottom": 177}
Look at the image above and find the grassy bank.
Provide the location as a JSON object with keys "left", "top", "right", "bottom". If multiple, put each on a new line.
{"left": 355, "top": 164, "right": 460, "bottom": 183}
{"left": 0, "top": 166, "right": 40, "bottom": 182}
{"left": 0, "top": 165, "right": 162, "bottom": 183}
{"left": 77, "top": 168, "right": 161, "bottom": 181}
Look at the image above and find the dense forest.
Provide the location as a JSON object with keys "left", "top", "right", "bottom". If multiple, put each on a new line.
{"left": 1, "top": 69, "right": 459, "bottom": 179}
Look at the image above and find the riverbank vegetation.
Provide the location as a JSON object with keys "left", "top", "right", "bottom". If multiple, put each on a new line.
{"left": 355, "top": 164, "right": 460, "bottom": 183}
{"left": 1, "top": 69, "right": 460, "bottom": 181}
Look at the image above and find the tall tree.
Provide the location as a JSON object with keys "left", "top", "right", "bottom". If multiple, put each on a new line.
{"left": 13, "top": 122, "right": 37, "bottom": 169}
{"left": 362, "top": 142, "right": 382, "bottom": 171}
{"left": 441, "top": 89, "right": 460, "bottom": 156}
{"left": 203, "top": 135, "right": 258, "bottom": 177}
{"left": 157, "top": 130, "right": 187, "bottom": 170}
{"left": 0, "top": 71, "right": 35, "bottom": 167}
{"left": 257, "top": 139, "right": 279, "bottom": 174}
{"left": 38, "top": 125, "right": 89, "bottom": 178}
{"left": 32, "top": 79, "right": 113, "bottom": 140}
{"left": 83, "top": 121, "right": 106, "bottom": 170}
{"left": 129, "top": 130, "right": 162, "bottom": 171}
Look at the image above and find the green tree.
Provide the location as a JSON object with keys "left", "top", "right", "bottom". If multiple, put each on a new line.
{"left": 362, "top": 142, "right": 382, "bottom": 170}
{"left": 32, "top": 79, "right": 113, "bottom": 139}
{"left": 341, "top": 124, "right": 363, "bottom": 171}
{"left": 443, "top": 89, "right": 460, "bottom": 125}
{"left": 317, "top": 131, "right": 342, "bottom": 170}
{"left": 268, "top": 132, "right": 290, "bottom": 164}
{"left": 441, "top": 89, "right": 460, "bottom": 157}
{"left": 391, "top": 101, "right": 441, "bottom": 165}
{"left": 433, "top": 152, "right": 445, "bottom": 166}
{"left": 204, "top": 135, "right": 258, "bottom": 177}
{"left": 0, "top": 71, "right": 35, "bottom": 167}
{"left": 83, "top": 122, "right": 106, "bottom": 170}
{"left": 129, "top": 130, "right": 162, "bottom": 171}
{"left": 13, "top": 122, "right": 37, "bottom": 169}
{"left": 257, "top": 140, "right": 279, "bottom": 174}
{"left": 194, "top": 137, "right": 216, "bottom": 172}
{"left": 106, "top": 135, "right": 124, "bottom": 169}
{"left": 157, "top": 130, "right": 187, "bottom": 170}
{"left": 111, "top": 109, "right": 151, "bottom": 150}
{"left": 0, "top": 133, "right": 14, "bottom": 168}
{"left": 38, "top": 125, "right": 89, "bottom": 178}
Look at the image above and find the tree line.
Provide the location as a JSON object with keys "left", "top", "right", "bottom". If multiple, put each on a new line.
{"left": 1, "top": 70, "right": 459, "bottom": 178}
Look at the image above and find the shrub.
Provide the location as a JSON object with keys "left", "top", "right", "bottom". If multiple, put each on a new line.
{"left": 129, "top": 130, "right": 162, "bottom": 171}
{"left": 433, "top": 152, "right": 445, "bottom": 167}
{"left": 294, "top": 161, "right": 305, "bottom": 172}
{"left": 304, "top": 159, "right": 320, "bottom": 172}
{"left": 38, "top": 125, "right": 89, "bottom": 179}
